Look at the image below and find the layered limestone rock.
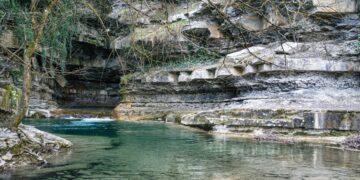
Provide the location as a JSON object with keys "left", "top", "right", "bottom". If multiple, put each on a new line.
{"left": 0, "top": 0, "right": 359, "bottom": 122}
{"left": 114, "top": 0, "right": 360, "bottom": 133}
{"left": 115, "top": 40, "right": 360, "bottom": 132}
{"left": 57, "top": 42, "right": 121, "bottom": 109}
{"left": 0, "top": 1, "right": 123, "bottom": 117}
{"left": 0, "top": 52, "right": 58, "bottom": 119}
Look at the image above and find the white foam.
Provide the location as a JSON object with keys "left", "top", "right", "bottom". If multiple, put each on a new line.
{"left": 64, "top": 116, "right": 77, "bottom": 120}
{"left": 81, "top": 118, "right": 115, "bottom": 122}
{"left": 213, "top": 125, "right": 230, "bottom": 133}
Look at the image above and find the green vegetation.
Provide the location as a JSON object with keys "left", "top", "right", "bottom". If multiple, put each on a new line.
{"left": 120, "top": 73, "right": 134, "bottom": 85}
{"left": 119, "top": 40, "right": 222, "bottom": 73}
{"left": 321, "top": 130, "right": 353, "bottom": 137}
{"left": 10, "top": 69, "right": 22, "bottom": 82}
{"left": 0, "top": 0, "right": 77, "bottom": 74}
{"left": 1, "top": 85, "right": 20, "bottom": 110}
{"left": 150, "top": 48, "right": 221, "bottom": 70}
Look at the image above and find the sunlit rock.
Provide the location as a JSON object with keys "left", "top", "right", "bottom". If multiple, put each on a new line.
{"left": 178, "top": 72, "right": 192, "bottom": 82}
{"left": 312, "top": 0, "right": 358, "bottom": 13}
{"left": 190, "top": 69, "right": 215, "bottom": 80}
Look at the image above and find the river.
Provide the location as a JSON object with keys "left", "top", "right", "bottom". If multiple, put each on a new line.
{"left": 3, "top": 118, "right": 360, "bottom": 179}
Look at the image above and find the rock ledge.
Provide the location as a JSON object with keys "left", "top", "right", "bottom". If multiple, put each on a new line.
{"left": 0, "top": 124, "right": 72, "bottom": 170}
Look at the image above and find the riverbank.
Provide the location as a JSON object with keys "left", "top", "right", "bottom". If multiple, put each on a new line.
{"left": 0, "top": 124, "right": 72, "bottom": 170}
{"left": 6, "top": 118, "right": 360, "bottom": 179}
{"left": 207, "top": 128, "right": 356, "bottom": 149}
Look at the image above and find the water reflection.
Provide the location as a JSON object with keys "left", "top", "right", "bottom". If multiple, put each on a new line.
{"left": 6, "top": 119, "right": 360, "bottom": 179}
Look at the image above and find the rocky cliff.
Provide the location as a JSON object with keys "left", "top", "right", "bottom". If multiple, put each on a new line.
{"left": 114, "top": 0, "right": 360, "bottom": 134}
{"left": 0, "top": 0, "right": 123, "bottom": 118}
{"left": 0, "top": 0, "right": 359, "bottom": 133}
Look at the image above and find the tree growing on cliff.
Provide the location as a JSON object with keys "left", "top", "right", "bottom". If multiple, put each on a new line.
{"left": 0, "top": 0, "right": 112, "bottom": 128}
{"left": 12, "top": 0, "right": 61, "bottom": 128}
{"left": 0, "top": 0, "right": 74, "bottom": 128}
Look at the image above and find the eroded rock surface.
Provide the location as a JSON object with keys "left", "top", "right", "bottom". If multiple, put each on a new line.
{"left": 114, "top": 0, "right": 360, "bottom": 135}
{"left": 0, "top": 125, "right": 72, "bottom": 170}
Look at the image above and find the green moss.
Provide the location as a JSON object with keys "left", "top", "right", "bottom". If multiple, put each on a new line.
{"left": 119, "top": 73, "right": 134, "bottom": 100}
{"left": 120, "top": 73, "right": 134, "bottom": 85}
{"left": 321, "top": 130, "right": 353, "bottom": 137}
{"left": 10, "top": 139, "right": 28, "bottom": 155}
{"left": 10, "top": 69, "right": 22, "bottom": 81}
{"left": 118, "top": 87, "right": 126, "bottom": 94}
{"left": 1, "top": 85, "right": 12, "bottom": 110}
{"left": 293, "top": 131, "right": 308, "bottom": 136}
{"left": 146, "top": 48, "right": 221, "bottom": 71}
{"left": 1, "top": 85, "right": 21, "bottom": 110}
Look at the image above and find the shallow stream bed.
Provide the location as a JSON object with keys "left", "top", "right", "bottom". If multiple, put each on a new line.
{"left": 3, "top": 118, "right": 360, "bottom": 179}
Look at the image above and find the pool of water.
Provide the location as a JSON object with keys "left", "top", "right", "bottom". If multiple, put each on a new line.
{"left": 3, "top": 118, "right": 360, "bottom": 179}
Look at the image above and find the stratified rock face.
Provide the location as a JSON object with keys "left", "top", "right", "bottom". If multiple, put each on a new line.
{"left": 114, "top": 0, "right": 360, "bottom": 131}
{"left": 56, "top": 42, "right": 122, "bottom": 109}
{"left": 57, "top": 80, "right": 120, "bottom": 108}
{"left": 115, "top": 40, "right": 360, "bottom": 131}
{"left": 0, "top": 55, "right": 22, "bottom": 126}
{"left": 0, "top": 53, "right": 59, "bottom": 119}
{"left": 0, "top": 0, "right": 359, "bottom": 120}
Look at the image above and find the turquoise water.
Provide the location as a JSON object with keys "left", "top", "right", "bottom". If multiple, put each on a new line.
{"left": 3, "top": 118, "right": 360, "bottom": 179}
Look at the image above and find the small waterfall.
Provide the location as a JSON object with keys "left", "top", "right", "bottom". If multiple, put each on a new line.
{"left": 314, "top": 112, "right": 325, "bottom": 129}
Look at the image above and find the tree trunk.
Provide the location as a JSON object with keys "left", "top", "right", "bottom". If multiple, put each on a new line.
{"left": 11, "top": 51, "right": 32, "bottom": 129}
